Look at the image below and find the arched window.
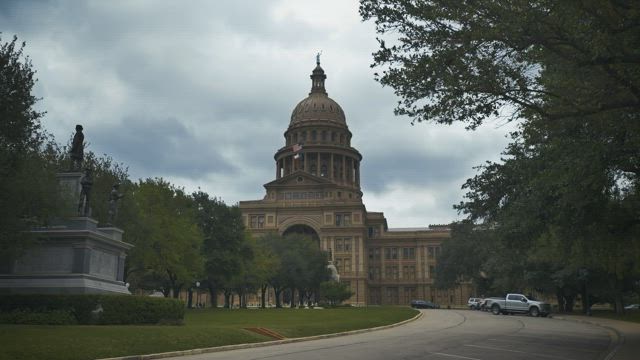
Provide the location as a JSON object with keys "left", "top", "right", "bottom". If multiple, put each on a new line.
{"left": 331, "top": 132, "right": 336, "bottom": 142}
{"left": 340, "top": 134, "right": 345, "bottom": 144}
{"left": 311, "top": 130, "right": 317, "bottom": 141}
{"left": 321, "top": 130, "right": 327, "bottom": 142}
{"left": 301, "top": 131, "right": 307, "bottom": 142}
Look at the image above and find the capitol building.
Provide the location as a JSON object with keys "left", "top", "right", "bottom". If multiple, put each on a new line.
{"left": 239, "top": 60, "right": 472, "bottom": 306}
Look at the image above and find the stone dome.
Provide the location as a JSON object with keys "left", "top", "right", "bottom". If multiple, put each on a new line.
{"left": 290, "top": 93, "right": 346, "bottom": 126}
{"left": 289, "top": 63, "right": 347, "bottom": 127}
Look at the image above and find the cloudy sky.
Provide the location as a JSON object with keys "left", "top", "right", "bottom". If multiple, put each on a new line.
{"left": 2, "top": 0, "right": 515, "bottom": 228}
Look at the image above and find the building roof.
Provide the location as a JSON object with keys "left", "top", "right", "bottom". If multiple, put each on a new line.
{"left": 289, "top": 63, "right": 347, "bottom": 127}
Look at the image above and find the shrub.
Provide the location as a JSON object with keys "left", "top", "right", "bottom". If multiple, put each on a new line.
{"left": 319, "top": 281, "right": 354, "bottom": 307}
{"left": 0, "top": 294, "right": 184, "bottom": 325}
{"left": 0, "top": 309, "right": 77, "bottom": 325}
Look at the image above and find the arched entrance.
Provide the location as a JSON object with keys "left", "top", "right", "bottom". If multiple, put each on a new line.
{"left": 282, "top": 224, "right": 320, "bottom": 244}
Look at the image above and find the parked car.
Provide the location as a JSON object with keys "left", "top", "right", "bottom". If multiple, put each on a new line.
{"left": 480, "top": 297, "right": 502, "bottom": 311}
{"left": 624, "top": 304, "right": 640, "bottom": 310}
{"left": 467, "top": 297, "right": 483, "bottom": 310}
{"left": 489, "top": 293, "right": 551, "bottom": 317}
{"left": 411, "top": 300, "right": 440, "bottom": 309}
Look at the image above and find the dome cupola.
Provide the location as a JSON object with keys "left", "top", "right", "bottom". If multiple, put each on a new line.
{"left": 290, "top": 56, "right": 347, "bottom": 127}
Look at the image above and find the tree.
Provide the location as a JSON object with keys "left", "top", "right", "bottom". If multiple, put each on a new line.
{"left": 125, "top": 179, "right": 204, "bottom": 297}
{"left": 319, "top": 281, "right": 354, "bottom": 307}
{"left": 361, "top": 0, "right": 640, "bottom": 314}
{"left": 434, "top": 221, "right": 492, "bottom": 295}
{"left": 360, "top": 1, "right": 640, "bottom": 128}
{"left": 259, "top": 233, "right": 329, "bottom": 308}
{"left": 252, "top": 234, "right": 280, "bottom": 308}
{"left": 0, "top": 35, "right": 65, "bottom": 259}
{"left": 192, "top": 191, "right": 247, "bottom": 307}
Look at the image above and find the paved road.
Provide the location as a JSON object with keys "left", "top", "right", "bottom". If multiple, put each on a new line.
{"left": 170, "top": 310, "right": 616, "bottom": 360}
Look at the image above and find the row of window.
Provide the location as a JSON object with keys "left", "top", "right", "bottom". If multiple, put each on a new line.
{"left": 369, "top": 246, "right": 439, "bottom": 261}
{"left": 335, "top": 213, "right": 351, "bottom": 226}
{"left": 249, "top": 212, "right": 357, "bottom": 229}
{"left": 334, "top": 237, "right": 352, "bottom": 252}
{"left": 250, "top": 215, "right": 264, "bottom": 229}
{"left": 368, "top": 265, "right": 434, "bottom": 280}
{"left": 278, "top": 192, "right": 325, "bottom": 200}
{"left": 287, "top": 129, "right": 350, "bottom": 146}
{"left": 334, "top": 257, "right": 351, "bottom": 273}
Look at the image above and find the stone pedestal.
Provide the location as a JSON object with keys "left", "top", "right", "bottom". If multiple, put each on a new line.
{"left": 0, "top": 218, "right": 133, "bottom": 295}
{"left": 0, "top": 170, "right": 133, "bottom": 295}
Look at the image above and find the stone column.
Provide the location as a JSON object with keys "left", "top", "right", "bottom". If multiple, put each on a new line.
{"left": 342, "top": 155, "right": 347, "bottom": 183}
{"left": 330, "top": 153, "right": 334, "bottom": 180}
{"left": 304, "top": 152, "right": 309, "bottom": 172}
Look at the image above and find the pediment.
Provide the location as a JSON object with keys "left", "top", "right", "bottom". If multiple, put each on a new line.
{"left": 264, "top": 171, "right": 335, "bottom": 189}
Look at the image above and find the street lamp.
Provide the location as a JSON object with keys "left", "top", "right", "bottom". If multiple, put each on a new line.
{"left": 195, "top": 281, "right": 201, "bottom": 308}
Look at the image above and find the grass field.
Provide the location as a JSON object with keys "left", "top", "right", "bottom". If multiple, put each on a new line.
{"left": 590, "top": 309, "right": 640, "bottom": 323}
{"left": 0, "top": 306, "right": 418, "bottom": 360}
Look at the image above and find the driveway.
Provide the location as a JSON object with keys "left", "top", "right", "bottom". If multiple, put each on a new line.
{"left": 164, "top": 309, "right": 620, "bottom": 360}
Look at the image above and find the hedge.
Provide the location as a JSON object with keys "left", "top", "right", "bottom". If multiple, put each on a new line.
{"left": 0, "top": 294, "right": 185, "bottom": 325}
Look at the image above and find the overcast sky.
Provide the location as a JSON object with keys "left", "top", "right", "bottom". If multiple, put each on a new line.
{"left": 1, "top": 0, "right": 515, "bottom": 228}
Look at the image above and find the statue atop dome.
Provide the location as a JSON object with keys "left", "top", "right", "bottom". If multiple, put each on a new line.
{"left": 316, "top": 50, "right": 322, "bottom": 65}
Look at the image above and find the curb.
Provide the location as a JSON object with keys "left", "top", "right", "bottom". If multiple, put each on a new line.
{"left": 550, "top": 315, "right": 625, "bottom": 360}
{"left": 98, "top": 310, "right": 424, "bottom": 360}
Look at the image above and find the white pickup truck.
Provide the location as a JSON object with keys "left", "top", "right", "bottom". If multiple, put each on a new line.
{"left": 489, "top": 293, "right": 551, "bottom": 317}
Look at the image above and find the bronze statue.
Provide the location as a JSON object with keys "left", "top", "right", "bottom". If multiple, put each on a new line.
{"left": 78, "top": 168, "right": 93, "bottom": 216}
{"left": 70, "top": 124, "right": 84, "bottom": 171}
{"left": 108, "top": 183, "right": 124, "bottom": 225}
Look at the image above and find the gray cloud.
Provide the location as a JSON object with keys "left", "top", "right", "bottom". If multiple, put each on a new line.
{"left": 1, "top": 0, "right": 514, "bottom": 227}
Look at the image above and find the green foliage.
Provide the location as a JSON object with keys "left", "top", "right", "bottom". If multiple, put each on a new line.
{"left": 360, "top": 0, "right": 640, "bottom": 127}
{"left": 0, "top": 309, "right": 76, "bottom": 325}
{"left": 0, "top": 35, "right": 67, "bottom": 258}
{"left": 125, "top": 179, "right": 204, "bottom": 297}
{"left": 0, "top": 294, "right": 184, "bottom": 325}
{"left": 361, "top": 1, "right": 640, "bottom": 312}
{"left": 191, "top": 191, "right": 247, "bottom": 306}
{"left": 434, "top": 222, "right": 492, "bottom": 294}
{"left": 259, "top": 232, "right": 330, "bottom": 307}
{"left": 319, "top": 281, "right": 354, "bottom": 306}
{"left": 0, "top": 307, "right": 417, "bottom": 360}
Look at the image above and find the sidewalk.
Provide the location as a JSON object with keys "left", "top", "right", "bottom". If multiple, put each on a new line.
{"left": 552, "top": 314, "right": 640, "bottom": 360}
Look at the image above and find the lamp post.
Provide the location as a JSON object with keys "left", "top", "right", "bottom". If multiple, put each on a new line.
{"left": 195, "top": 281, "right": 201, "bottom": 308}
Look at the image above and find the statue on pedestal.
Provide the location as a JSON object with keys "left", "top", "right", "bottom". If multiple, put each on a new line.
{"left": 327, "top": 261, "right": 340, "bottom": 282}
{"left": 77, "top": 168, "right": 93, "bottom": 216}
{"left": 108, "top": 183, "right": 124, "bottom": 225}
{"left": 69, "top": 124, "right": 84, "bottom": 171}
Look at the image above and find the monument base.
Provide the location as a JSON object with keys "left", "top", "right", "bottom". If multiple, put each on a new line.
{"left": 0, "top": 218, "right": 133, "bottom": 295}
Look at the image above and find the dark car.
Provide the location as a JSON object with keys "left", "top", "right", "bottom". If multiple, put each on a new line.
{"left": 410, "top": 300, "right": 440, "bottom": 309}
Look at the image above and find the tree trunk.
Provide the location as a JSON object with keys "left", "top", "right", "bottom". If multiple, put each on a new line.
{"left": 274, "top": 287, "right": 282, "bottom": 308}
{"left": 224, "top": 292, "right": 231, "bottom": 308}
{"left": 187, "top": 288, "right": 194, "bottom": 308}
{"left": 172, "top": 285, "right": 182, "bottom": 299}
{"left": 209, "top": 287, "right": 218, "bottom": 308}
{"left": 290, "top": 288, "right": 296, "bottom": 308}
{"left": 261, "top": 285, "right": 267, "bottom": 308}
{"left": 613, "top": 279, "right": 624, "bottom": 315}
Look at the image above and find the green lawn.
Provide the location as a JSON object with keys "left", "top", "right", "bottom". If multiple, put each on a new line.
{"left": 0, "top": 307, "right": 418, "bottom": 360}
{"left": 590, "top": 309, "right": 640, "bottom": 323}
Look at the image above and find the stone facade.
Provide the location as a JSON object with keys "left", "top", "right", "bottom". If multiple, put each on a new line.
{"left": 239, "top": 62, "right": 471, "bottom": 306}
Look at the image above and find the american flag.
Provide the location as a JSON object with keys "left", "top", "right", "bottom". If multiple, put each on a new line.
{"left": 292, "top": 143, "right": 303, "bottom": 152}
